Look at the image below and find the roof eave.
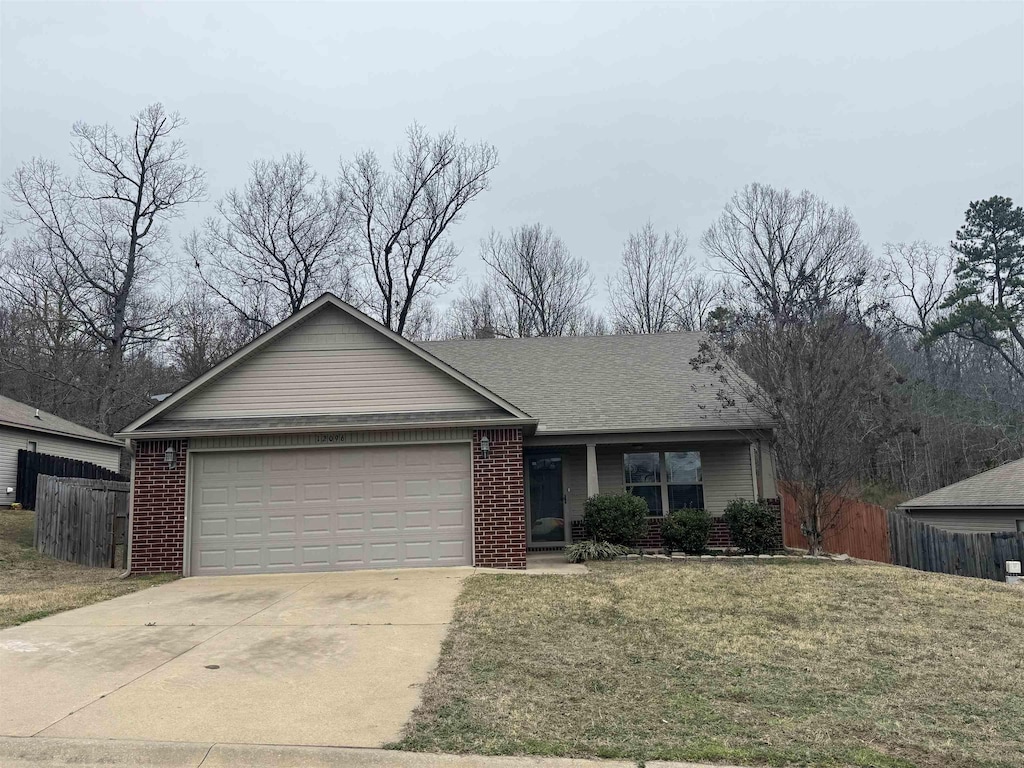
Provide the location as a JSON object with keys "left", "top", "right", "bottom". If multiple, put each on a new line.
{"left": 0, "top": 419, "right": 122, "bottom": 448}
{"left": 116, "top": 416, "right": 540, "bottom": 441}
{"left": 534, "top": 423, "right": 776, "bottom": 436}
{"left": 899, "top": 503, "right": 1024, "bottom": 511}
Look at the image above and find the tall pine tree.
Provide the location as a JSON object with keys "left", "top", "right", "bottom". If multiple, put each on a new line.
{"left": 932, "top": 196, "right": 1024, "bottom": 379}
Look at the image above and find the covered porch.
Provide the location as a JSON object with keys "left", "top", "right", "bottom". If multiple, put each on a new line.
{"left": 521, "top": 430, "right": 777, "bottom": 550}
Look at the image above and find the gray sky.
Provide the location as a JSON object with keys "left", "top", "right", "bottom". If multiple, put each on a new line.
{"left": 2, "top": 1, "right": 1022, "bottom": 311}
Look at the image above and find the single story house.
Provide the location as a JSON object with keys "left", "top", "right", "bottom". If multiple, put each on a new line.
{"left": 117, "top": 294, "right": 778, "bottom": 575}
{"left": 1, "top": 394, "right": 122, "bottom": 502}
{"left": 899, "top": 457, "right": 1024, "bottom": 533}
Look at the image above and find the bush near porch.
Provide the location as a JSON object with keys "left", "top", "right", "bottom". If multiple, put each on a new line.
{"left": 395, "top": 559, "right": 1024, "bottom": 768}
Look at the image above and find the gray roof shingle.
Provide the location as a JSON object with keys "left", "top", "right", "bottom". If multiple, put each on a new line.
{"left": 419, "top": 332, "right": 771, "bottom": 434}
{"left": 899, "top": 457, "right": 1024, "bottom": 509}
{"left": 0, "top": 394, "right": 121, "bottom": 446}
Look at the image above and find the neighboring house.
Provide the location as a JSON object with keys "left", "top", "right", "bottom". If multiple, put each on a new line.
{"left": 899, "top": 457, "right": 1024, "bottom": 533}
{"left": 117, "top": 294, "right": 778, "bottom": 576}
{"left": 0, "top": 395, "right": 122, "bottom": 502}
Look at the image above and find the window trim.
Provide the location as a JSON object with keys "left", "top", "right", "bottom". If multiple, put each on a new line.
{"left": 623, "top": 450, "right": 704, "bottom": 517}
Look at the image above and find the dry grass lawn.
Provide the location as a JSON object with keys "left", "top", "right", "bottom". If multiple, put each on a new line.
{"left": 0, "top": 508, "right": 175, "bottom": 628}
{"left": 397, "top": 559, "right": 1024, "bottom": 768}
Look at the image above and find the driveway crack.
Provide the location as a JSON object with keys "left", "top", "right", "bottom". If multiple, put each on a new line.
{"left": 196, "top": 742, "right": 216, "bottom": 767}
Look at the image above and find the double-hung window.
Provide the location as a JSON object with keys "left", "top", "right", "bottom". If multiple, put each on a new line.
{"left": 623, "top": 450, "right": 703, "bottom": 516}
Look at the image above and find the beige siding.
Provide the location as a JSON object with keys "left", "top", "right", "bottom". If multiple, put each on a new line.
{"left": 1, "top": 425, "right": 121, "bottom": 499}
{"left": 904, "top": 509, "right": 1024, "bottom": 534}
{"left": 543, "top": 441, "right": 755, "bottom": 521}
{"left": 166, "top": 306, "right": 494, "bottom": 420}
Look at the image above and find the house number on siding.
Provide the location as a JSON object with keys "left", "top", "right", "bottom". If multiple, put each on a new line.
{"left": 314, "top": 433, "right": 347, "bottom": 444}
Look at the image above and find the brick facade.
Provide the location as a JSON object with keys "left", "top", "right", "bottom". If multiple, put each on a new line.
{"left": 130, "top": 439, "right": 188, "bottom": 574}
{"left": 472, "top": 428, "right": 527, "bottom": 569}
{"left": 570, "top": 497, "right": 783, "bottom": 551}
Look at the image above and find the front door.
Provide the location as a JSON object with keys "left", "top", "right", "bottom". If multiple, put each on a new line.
{"left": 526, "top": 453, "right": 565, "bottom": 545}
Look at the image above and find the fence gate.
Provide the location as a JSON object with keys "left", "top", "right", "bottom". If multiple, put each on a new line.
{"left": 34, "top": 475, "right": 130, "bottom": 568}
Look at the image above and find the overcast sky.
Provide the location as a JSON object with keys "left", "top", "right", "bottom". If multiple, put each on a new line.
{"left": 2, "top": 1, "right": 1022, "bottom": 311}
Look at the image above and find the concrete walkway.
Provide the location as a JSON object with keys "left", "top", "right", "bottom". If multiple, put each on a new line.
{"left": 0, "top": 736, "right": 737, "bottom": 768}
{"left": 0, "top": 568, "right": 470, "bottom": 747}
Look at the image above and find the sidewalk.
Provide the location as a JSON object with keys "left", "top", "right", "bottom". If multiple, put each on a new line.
{"left": 0, "top": 736, "right": 742, "bottom": 768}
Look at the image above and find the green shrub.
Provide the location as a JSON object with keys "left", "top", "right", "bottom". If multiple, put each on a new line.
{"left": 723, "top": 499, "right": 779, "bottom": 554}
{"left": 564, "top": 540, "right": 632, "bottom": 563}
{"left": 660, "top": 507, "right": 712, "bottom": 554}
{"left": 583, "top": 492, "right": 649, "bottom": 545}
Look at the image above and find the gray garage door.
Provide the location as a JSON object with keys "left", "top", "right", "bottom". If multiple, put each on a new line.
{"left": 189, "top": 444, "right": 472, "bottom": 575}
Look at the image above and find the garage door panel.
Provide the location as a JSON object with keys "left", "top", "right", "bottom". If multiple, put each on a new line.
{"left": 437, "top": 542, "right": 468, "bottom": 563}
{"left": 190, "top": 444, "right": 472, "bottom": 574}
{"left": 235, "top": 485, "right": 264, "bottom": 504}
{"left": 235, "top": 454, "right": 263, "bottom": 473}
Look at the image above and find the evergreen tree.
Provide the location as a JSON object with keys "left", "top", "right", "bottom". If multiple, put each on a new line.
{"left": 932, "top": 196, "right": 1024, "bottom": 378}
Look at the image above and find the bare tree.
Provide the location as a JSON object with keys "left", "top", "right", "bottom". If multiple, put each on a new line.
{"left": 341, "top": 124, "right": 498, "bottom": 336}
{"left": 701, "top": 183, "right": 871, "bottom": 320}
{"left": 4, "top": 104, "right": 205, "bottom": 431}
{"left": 879, "top": 241, "right": 955, "bottom": 380}
{"left": 480, "top": 224, "right": 595, "bottom": 337}
{"left": 188, "top": 153, "right": 351, "bottom": 337}
{"left": 692, "top": 312, "right": 906, "bottom": 554}
{"left": 676, "top": 273, "right": 727, "bottom": 331}
{"left": 608, "top": 222, "right": 692, "bottom": 333}
{"left": 440, "top": 281, "right": 501, "bottom": 339}
{"left": 169, "top": 283, "right": 246, "bottom": 381}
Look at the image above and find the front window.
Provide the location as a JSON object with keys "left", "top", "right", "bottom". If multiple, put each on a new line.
{"left": 624, "top": 451, "right": 703, "bottom": 515}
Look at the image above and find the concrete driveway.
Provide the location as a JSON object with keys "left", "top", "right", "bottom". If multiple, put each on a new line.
{"left": 0, "top": 568, "right": 471, "bottom": 748}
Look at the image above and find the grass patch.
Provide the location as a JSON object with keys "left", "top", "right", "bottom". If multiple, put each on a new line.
{"left": 396, "top": 559, "right": 1024, "bottom": 768}
{"left": 0, "top": 508, "right": 176, "bottom": 628}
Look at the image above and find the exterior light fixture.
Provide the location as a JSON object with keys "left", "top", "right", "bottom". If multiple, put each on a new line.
{"left": 479, "top": 435, "right": 490, "bottom": 460}
{"left": 164, "top": 445, "right": 177, "bottom": 470}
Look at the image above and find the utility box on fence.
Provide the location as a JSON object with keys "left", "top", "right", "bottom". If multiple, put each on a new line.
{"left": 1006, "top": 560, "right": 1021, "bottom": 586}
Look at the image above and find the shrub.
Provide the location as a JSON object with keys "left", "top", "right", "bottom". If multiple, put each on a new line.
{"left": 583, "top": 492, "right": 649, "bottom": 545}
{"left": 723, "top": 499, "right": 779, "bottom": 554}
{"left": 564, "top": 540, "right": 632, "bottom": 563}
{"left": 660, "top": 507, "right": 712, "bottom": 554}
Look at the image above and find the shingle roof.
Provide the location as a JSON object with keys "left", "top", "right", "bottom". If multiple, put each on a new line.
{"left": 419, "top": 332, "right": 772, "bottom": 434}
{"left": 0, "top": 395, "right": 121, "bottom": 446}
{"left": 899, "top": 457, "right": 1024, "bottom": 509}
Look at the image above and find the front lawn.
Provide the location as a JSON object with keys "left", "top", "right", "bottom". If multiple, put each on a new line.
{"left": 0, "top": 508, "right": 175, "bottom": 628}
{"left": 396, "top": 559, "right": 1024, "bottom": 768}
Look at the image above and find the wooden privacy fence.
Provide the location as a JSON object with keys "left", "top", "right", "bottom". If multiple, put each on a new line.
{"left": 34, "top": 475, "right": 130, "bottom": 568}
{"left": 887, "top": 510, "right": 1024, "bottom": 582}
{"left": 16, "top": 449, "right": 127, "bottom": 509}
{"left": 780, "top": 485, "right": 892, "bottom": 563}
{"left": 780, "top": 484, "right": 1023, "bottom": 581}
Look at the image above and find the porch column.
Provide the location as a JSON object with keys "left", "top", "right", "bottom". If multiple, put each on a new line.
{"left": 586, "top": 443, "right": 599, "bottom": 497}
{"left": 758, "top": 439, "right": 777, "bottom": 498}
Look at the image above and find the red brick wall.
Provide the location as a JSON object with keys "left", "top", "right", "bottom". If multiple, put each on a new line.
{"left": 472, "top": 428, "right": 526, "bottom": 569}
{"left": 130, "top": 440, "right": 188, "bottom": 574}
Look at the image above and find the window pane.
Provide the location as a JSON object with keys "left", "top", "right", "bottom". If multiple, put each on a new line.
{"left": 668, "top": 484, "right": 704, "bottom": 511}
{"left": 666, "top": 451, "right": 701, "bottom": 484}
{"left": 627, "top": 485, "right": 662, "bottom": 515}
{"left": 624, "top": 453, "right": 660, "bottom": 484}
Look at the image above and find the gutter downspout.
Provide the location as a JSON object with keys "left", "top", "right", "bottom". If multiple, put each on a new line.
{"left": 120, "top": 438, "right": 135, "bottom": 577}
